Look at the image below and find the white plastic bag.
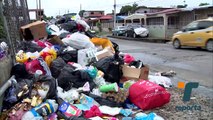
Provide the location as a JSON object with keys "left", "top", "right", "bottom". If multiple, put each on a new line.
{"left": 76, "top": 19, "right": 90, "bottom": 31}
{"left": 148, "top": 75, "right": 172, "bottom": 88}
{"left": 77, "top": 48, "right": 97, "bottom": 66}
{"left": 62, "top": 32, "right": 95, "bottom": 49}
{"left": 99, "top": 106, "right": 121, "bottom": 116}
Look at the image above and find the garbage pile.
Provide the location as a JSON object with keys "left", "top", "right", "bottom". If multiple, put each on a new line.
{"left": 0, "top": 17, "right": 173, "bottom": 120}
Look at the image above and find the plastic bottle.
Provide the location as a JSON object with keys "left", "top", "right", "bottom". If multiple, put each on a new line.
{"left": 21, "top": 99, "right": 58, "bottom": 120}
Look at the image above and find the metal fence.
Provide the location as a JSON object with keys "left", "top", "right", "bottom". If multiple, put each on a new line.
{"left": 0, "top": 0, "right": 30, "bottom": 55}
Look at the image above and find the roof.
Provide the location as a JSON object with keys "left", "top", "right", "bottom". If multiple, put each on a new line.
{"left": 146, "top": 8, "right": 182, "bottom": 15}
{"left": 135, "top": 6, "right": 171, "bottom": 11}
{"left": 125, "top": 13, "right": 146, "bottom": 20}
{"left": 85, "top": 10, "right": 104, "bottom": 12}
{"left": 181, "top": 5, "right": 213, "bottom": 11}
{"left": 88, "top": 14, "right": 103, "bottom": 17}
{"left": 99, "top": 15, "right": 113, "bottom": 20}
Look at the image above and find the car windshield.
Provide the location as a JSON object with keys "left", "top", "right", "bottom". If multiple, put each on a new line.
{"left": 127, "top": 25, "right": 141, "bottom": 29}
{"left": 118, "top": 26, "right": 126, "bottom": 29}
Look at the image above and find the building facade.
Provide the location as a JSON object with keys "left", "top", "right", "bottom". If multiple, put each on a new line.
{"left": 83, "top": 11, "right": 104, "bottom": 19}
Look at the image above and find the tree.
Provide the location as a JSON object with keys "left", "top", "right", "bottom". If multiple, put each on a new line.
{"left": 119, "top": 2, "right": 138, "bottom": 15}
{"left": 177, "top": 4, "right": 187, "bottom": 8}
{"left": 79, "top": 10, "right": 85, "bottom": 17}
{"left": 199, "top": 3, "right": 210, "bottom": 6}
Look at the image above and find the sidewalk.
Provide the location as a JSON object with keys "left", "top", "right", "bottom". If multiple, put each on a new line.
{"left": 107, "top": 35, "right": 170, "bottom": 43}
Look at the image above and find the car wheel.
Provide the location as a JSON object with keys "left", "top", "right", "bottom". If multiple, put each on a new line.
{"left": 125, "top": 33, "right": 128, "bottom": 37}
{"left": 206, "top": 40, "right": 213, "bottom": 52}
{"left": 173, "top": 39, "right": 181, "bottom": 49}
{"left": 146, "top": 34, "right": 149, "bottom": 37}
{"left": 133, "top": 33, "right": 137, "bottom": 38}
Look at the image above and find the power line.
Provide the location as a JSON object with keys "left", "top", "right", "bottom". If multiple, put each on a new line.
{"left": 116, "top": 0, "right": 145, "bottom": 7}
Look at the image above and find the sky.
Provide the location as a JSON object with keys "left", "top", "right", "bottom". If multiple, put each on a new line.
{"left": 27, "top": 0, "right": 213, "bottom": 17}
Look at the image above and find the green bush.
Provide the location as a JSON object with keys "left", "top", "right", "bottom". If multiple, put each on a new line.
{"left": 96, "top": 21, "right": 102, "bottom": 32}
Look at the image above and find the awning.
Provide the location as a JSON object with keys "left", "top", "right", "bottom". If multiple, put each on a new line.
{"left": 116, "top": 16, "right": 127, "bottom": 21}
{"left": 124, "top": 13, "right": 146, "bottom": 20}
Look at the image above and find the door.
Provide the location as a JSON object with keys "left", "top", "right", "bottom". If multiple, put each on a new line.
{"left": 179, "top": 21, "right": 199, "bottom": 45}
{"left": 190, "top": 21, "right": 213, "bottom": 47}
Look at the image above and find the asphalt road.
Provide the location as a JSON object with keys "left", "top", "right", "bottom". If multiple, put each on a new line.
{"left": 110, "top": 37, "right": 213, "bottom": 97}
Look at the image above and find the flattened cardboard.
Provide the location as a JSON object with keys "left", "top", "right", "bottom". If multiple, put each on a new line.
{"left": 20, "top": 21, "right": 47, "bottom": 41}
{"left": 121, "top": 64, "right": 149, "bottom": 83}
{"left": 95, "top": 48, "right": 114, "bottom": 60}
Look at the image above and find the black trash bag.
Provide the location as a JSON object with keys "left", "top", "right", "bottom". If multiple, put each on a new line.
{"left": 36, "top": 75, "right": 57, "bottom": 99}
{"left": 57, "top": 64, "right": 96, "bottom": 91}
{"left": 56, "top": 17, "right": 67, "bottom": 24}
{"left": 88, "top": 93, "right": 123, "bottom": 107}
{"left": 11, "top": 64, "right": 31, "bottom": 79}
{"left": 94, "top": 53, "right": 124, "bottom": 84}
{"left": 129, "top": 60, "right": 144, "bottom": 69}
{"left": 3, "top": 78, "right": 33, "bottom": 110}
{"left": 50, "top": 57, "right": 66, "bottom": 78}
{"left": 111, "top": 41, "right": 119, "bottom": 53}
{"left": 68, "top": 117, "right": 90, "bottom": 120}
{"left": 57, "top": 46, "right": 78, "bottom": 63}
{"left": 85, "top": 30, "right": 97, "bottom": 38}
{"left": 17, "top": 41, "right": 43, "bottom": 52}
{"left": 58, "top": 32, "right": 70, "bottom": 39}
{"left": 60, "top": 21, "right": 78, "bottom": 33}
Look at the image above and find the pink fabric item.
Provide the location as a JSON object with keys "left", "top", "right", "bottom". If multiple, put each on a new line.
{"left": 84, "top": 105, "right": 102, "bottom": 118}
{"left": 25, "top": 59, "right": 46, "bottom": 75}
{"left": 124, "top": 54, "right": 135, "bottom": 64}
{"left": 8, "top": 110, "right": 26, "bottom": 120}
{"left": 77, "top": 24, "right": 85, "bottom": 32}
{"left": 34, "top": 40, "right": 52, "bottom": 48}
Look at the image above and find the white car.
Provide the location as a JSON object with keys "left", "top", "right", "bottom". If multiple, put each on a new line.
{"left": 125, "top": 25, "right": 149, "bottom": 38}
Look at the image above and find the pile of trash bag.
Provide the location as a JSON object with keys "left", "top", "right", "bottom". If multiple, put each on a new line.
{"left": 0, "top": 16, "right": 173, "bottom": 120}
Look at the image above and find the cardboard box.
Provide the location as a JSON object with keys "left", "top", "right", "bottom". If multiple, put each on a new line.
{"left": 20, "top": 21, "right": 48, "bottom": 41}
{"left": 121, "top": 64, "right": 149, "bottom": 83}
{"left": 95, "top": 48, "right": 114, "bottom": 60}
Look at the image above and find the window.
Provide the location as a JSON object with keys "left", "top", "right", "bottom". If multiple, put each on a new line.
{"left": 186, "top": 22, "right": 198, "bottom": 31}
{"left": 91, "top": 12, "right": 94, "bottom": 15}
{"left": 133, "top": 19, "right": 140, "bottom": 23}
{"left": 147, "top": 17, "right": 164, "bottom": 25}
{"left": 197, "top": 21, "right": 213, "bottom": 30}
{"left": 168, "top": 16, "right": 179, "bottom": 29}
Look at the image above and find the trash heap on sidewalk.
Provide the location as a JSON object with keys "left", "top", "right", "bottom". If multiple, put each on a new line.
{"left": 0, "top": 16, "right": 173, "bottom": 120}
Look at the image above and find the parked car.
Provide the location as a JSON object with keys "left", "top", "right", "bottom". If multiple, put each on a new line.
{"left": 125, "top": 24, "right": 149, "bottom": 38}
{"left": 172, "top": 18, "right": 213, "bottom": 52}
{"left": 112, "top": 26, "right": 127, "bottom": 36}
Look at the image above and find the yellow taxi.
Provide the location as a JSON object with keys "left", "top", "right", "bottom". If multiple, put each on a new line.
{"left": 172, "top": 18, "right": 213, "bottom": 51}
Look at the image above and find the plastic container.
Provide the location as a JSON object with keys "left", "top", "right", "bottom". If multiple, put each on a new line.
{"left": 21, "top": 99, "right": 58, "bottom": 120}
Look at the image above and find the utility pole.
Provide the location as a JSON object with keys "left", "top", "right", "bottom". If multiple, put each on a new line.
{"left": 113, "top": 0, "right": 116, "bottom": 28}
{"left": 80, "top": 4, "right": 82, "bottom": 11}
{"left": 39, "top": 0, "right": 41, "bottom": 20}
{"left": 36, "top": 0, "right": 38, "bottom": 19}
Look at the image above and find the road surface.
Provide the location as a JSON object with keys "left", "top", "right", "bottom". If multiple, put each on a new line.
{"left": 110, "top": 38, "right": 213, "bottom": 97}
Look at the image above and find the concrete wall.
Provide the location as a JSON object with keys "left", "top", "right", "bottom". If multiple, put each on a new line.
{"left": 147, "top": 25, "right": 165, "bottom": 38}
{"left": 195, "top": 8, "right": 213, "bottom": 20}
{"left": 0, "top": 56, "right": 13, "bottom": 110}
{"left": 0, "top": 57, "right": 12, "bottom": 86}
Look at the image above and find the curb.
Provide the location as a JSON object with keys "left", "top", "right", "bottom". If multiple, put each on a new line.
{"left": 107, "top": 35, "right": 171, "bottom": 43}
